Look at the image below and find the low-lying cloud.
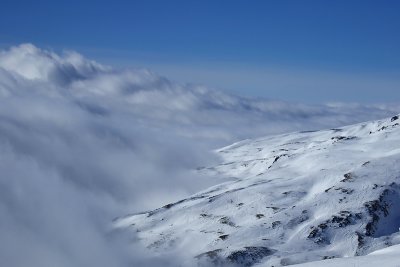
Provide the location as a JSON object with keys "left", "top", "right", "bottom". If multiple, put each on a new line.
{"left": 0, "top": 44, "right": 397, "bottom": 266}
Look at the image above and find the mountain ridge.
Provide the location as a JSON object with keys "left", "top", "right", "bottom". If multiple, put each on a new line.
{"left": 115, "top": 114, "right": 400, "bottom": 266}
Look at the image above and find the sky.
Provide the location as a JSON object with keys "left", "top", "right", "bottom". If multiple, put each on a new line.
{"left": 1, "top": 0, "right": 400, "bottom": 103}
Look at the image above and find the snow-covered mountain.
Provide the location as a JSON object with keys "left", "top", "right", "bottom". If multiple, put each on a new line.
{"left": 115, "top": 114, "right": 400, "bottom": 266}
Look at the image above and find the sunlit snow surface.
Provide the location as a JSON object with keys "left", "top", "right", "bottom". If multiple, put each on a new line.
{"left": 292, "top": 244, "right": 400, "bottom": 267}
{"left": 116, "top": 115, "right": 400, "bottom": 266}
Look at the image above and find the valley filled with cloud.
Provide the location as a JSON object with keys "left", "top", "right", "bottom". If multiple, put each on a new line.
{"left": 0, "top": 44, "right": 398, "bottom": 266}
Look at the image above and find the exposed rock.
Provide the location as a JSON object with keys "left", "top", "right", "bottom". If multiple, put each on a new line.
{"left": 331, "top": 136, "right": 357, "bottom": 142}
{"left": 272, "top": 221, "right": 281, "bottom": 229}
{"left": 195, "top": 249, "right": 224, "bottom": 265}
{"left": 324, "top": 186, "right": 333, "bottom": 193}
{"left": 256, "top": 214, "right": 265, "bottom": 219}
{"left": 364, "top": 189, "right": 391, "bottom": 236}
{"left": 219, "top": 234, "right": 229, "bottom": 240}
{"left": 341, "top": 172, "right": 354, "bottom": 182}
{"left": 335, "top": 187, "right": 354, "bottom": 194}
{"left": 307, "top": 226, "right": 327, "bottom": 244}
{"left": 219, "top": 216, "right": 236, "bottom": 227}
{"left": 227, "top": 247, "right": 274, "bottom": 267}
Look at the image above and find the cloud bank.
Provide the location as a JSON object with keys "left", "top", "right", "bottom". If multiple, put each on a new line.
{"left": 0, "top": 44, "right": 398, "bottom": 266}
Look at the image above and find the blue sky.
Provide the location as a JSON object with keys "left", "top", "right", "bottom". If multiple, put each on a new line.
{"left": 1, "top": 0, "right": 400, "bottom": 103}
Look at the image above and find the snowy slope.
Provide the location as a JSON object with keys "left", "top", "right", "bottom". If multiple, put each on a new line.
{"left": 292, "top": 243, "right": 400, "bottom": 267}
{"left": 115, "top": 114, "right": 400, "bottom": 266}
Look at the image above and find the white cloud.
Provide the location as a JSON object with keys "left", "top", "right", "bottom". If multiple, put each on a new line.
{"left": 139, "top": 61, "right": 400, "bottom": 103}
{"left": 0, "top": 44, "right": 398, "bottom": 266}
